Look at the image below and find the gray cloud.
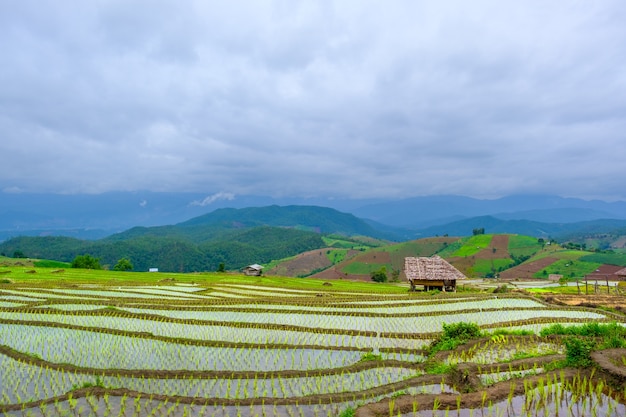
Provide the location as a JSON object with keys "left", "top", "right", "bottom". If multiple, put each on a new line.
{"left": 1, "top": 0, "right": 625, "bottom": 200}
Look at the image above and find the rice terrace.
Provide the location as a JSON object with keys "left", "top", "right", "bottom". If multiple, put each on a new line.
{"left": 1, "top": 258, "right": 626, "bottom": 416}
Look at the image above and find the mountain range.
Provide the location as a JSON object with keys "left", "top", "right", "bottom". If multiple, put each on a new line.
{"left": 1, "top": 192, "right": 626, "bottom": 243}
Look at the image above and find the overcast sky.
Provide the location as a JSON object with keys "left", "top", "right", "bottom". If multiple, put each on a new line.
{"left": 1, "top": 1, "right": 625, "bottom": 202}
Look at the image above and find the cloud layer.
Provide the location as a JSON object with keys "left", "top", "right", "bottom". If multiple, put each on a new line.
{"left": 2, "top": 1, "right": 626, "bottom": 200}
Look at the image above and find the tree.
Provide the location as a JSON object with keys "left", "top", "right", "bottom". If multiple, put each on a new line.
{"left": 71, "top": 254, "right": 102, "bottom": 270}
{"left": 390, "top": 268, "right": 400, "bottom": 282}
{"left": 370, "top": 266, "right": 388, "bottom": 283}
{"left": 12, "top": 250, "right": 26, "bottom": 259}
{"left": 472, "top": 228, "right": 485, "bottom": 236}
{"left": 217, "top": 262, "right": 226, "bottom": 272}
{"left": 113, "top": 258, "right": 133, "bottom": 271}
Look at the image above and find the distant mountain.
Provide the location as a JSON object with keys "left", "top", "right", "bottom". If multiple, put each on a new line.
{"left": 0, "top": 192, "right": 385, "bottom": 240}
{"left": 2, "top": 191, "right": 626, "bottom": 242}
{"left": 0, "top": 205, "right": 398, "bottom": 272}
{"left": 177, "top": 205, "right": 400, "bottom": 240}
{"left": 352, "top": 194, "right": 626, "bottom": 227}
{"left": 412, "top": 215, "right": 626, "bottom": 239}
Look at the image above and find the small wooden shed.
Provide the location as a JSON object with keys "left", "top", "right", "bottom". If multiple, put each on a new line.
{"left": 242, "top": 264, "right": 264, "bottom": 276}
{"left": 404, "top": 256, "right": 466, "bottom": 292}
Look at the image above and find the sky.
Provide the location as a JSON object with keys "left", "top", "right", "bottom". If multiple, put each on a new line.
{"left": 1, "top": 1, "right": 626, "bottom": 202}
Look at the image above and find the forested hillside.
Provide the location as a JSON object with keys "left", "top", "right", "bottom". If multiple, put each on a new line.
{"left": 0, "top": 227, "right": 325, "bottom": 272}
{"left": 0, "top": 205, "right": 391, "bottom": 272}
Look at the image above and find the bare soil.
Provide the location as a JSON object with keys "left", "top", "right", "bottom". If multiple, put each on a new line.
{"left": 477, "top": 234, "right": 511, "bottom": 260}
{"left": 499, "top": 256, "right": 559, "bottom": 280}
{"left": 540, "top": 294, "right": 626, "bottom": 313}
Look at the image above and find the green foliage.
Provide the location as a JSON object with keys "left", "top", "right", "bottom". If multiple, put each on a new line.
{"left": 449, "top": 235, "right": 493, "bottom": 257}
{"left": 370, "top": 266, "right": 388, "bottom": 283}
{"left": 12, "top": 250, "right": 26, "bottom": 258}
{"left": 33, "top": 260, "right": 70, "bottom": 268}
{"left": 337, "top": 406, "right": 355, "bottom": 417}
{"left": 580, "top": 252, "right": 626, "bottom": 267}
{"left": 71, "top": 254, "right": 102, "bottom": 270}
{"left": 442, "top": 322, "right": 482, "bottom": 340}
{"left": 343, "top": 262, "right": 390, "bottom": 275}
{"left": 532, "top": 258, "right": 601, "bottom": 279}
{"left": 488, "top": 328, "right": 534, "bottom": 336}
{"left": 435, "top": 240, "right": 463, "bottom": 258}
{"left": 472, "top": 258, "right": 515, "bottom": 276}
{"left": 113, "top": 258, "right": 133, "bottom": 271}
{"left": 541, "top": 322, "right": 626, "bottom": 368}
{"left": 563, "top": 337, "right": 596, "bottom": 368}
{"left": 359, "top": 352, "right": 383, "bottom": 362}
{"left": 325, "top": 249, "right": 348, "bottom": 264}
{"left": 428, "top": 322, "right": 482, "bottom": 355}
{"left": 216, "top": 262, "right": 226, "bottom": 272}
{"left": 472, "top": 227, "right": 485, "bottom": 235}
{"left": 508, "top": 235, "right": 545, "bottom": 258}
{"left": 424, "top": 361, "right": 456, "bottom": 374}
{"left": 492, "top": 284, "right": 511, "bottom": 293}
{"left": 0, "top": 226, "right": 326, "bottom": 273}
{"left": 540, "top": 321, "right": 626, "bottom": 338}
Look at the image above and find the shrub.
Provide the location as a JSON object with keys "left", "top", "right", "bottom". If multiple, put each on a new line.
{"left": 564, "top": 336, "right": 596, "bottom": 368}
{"left": 113, "top": 258, "right": 133, "bottom": 271}
{"left": 492, "top": 285, "right": 511, "bottom": 293}
{"left": 442, "top": 322, "right": 482, "bottom": 340}
{"left": 370, "top": 267, "right": 388, "bottom": 283}
{"left": 428, "top": 322, "right": 482, "bottom": 355}
{"left": 338, "top": 407, "right": 355, "bottom": 417}
{"left": 71, "top": 254, "right": 102, "bottom": 270}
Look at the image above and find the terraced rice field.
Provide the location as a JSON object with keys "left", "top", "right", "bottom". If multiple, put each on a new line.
{"left": 1, "top": 275, "right": 625, "bottom": 416}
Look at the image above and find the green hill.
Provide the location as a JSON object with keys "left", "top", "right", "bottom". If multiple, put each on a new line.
{"left": 0, "top": 205, "right": 397, "bottom": 273}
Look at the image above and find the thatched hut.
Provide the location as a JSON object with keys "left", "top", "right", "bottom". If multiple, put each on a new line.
{"left": 242, "top": 264, "right": 264, "bottom": 276}
{"left": 404, "top": 256, "right": 466, "bottom": 292}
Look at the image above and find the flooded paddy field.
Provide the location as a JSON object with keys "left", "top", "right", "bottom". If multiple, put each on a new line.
{"left": 1, "top": 274, "right": 625, "bottom": 416}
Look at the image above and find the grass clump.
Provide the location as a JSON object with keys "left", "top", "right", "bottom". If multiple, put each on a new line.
{"left": 424, "top": 361, "right": 456, "bottom": 374}
{"left": 541, "top": 322, "right": 626, "bottom": 368}
{"left": 337, "top": 406, "right": 355, "bottom": 417}
{"left": 359, "top": 352, "right": 383, "bottom": 362}
{"left": 540, "top": 322, "right": 626, "bottom": 340}
{"left": 428, "top": 322, "right": 482, "bottom": 355}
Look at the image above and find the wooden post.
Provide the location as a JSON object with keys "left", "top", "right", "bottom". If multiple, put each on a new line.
{"left": 576, "top": 279, "right": 580, "bottom": 294}
{"left": 606, "top": 277, "right": 610, "bottom": 294}
{"left": 585, "top": 280, "right": 588, "bottom": 295}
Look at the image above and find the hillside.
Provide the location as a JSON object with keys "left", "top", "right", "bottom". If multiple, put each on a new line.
{"left": 308, "top": 237, "right": 456, "bottom": 281}
{"left": 0, "top": 205, "right": 395, "bottom": 273}
{"left": 261, "top": 233, "right": 625, "bottom": 282}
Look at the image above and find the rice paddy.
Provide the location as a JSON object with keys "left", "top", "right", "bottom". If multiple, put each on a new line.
{"left": 1, "top": 268, "right": 625, "bottom": 416}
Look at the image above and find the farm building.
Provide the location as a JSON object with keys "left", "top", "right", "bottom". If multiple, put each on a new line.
{"left": 242, "top": 264, "right": 264, "bottom": 276}
{"left": 404, "top": 255, "right": 466, "bottom": 292}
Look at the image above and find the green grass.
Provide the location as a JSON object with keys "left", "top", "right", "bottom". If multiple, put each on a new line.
{"left": 471, "top": 258, "right": 514, "bottom": 275}
{"left": 341, "top": 262, "right": 392, "bottom": 275}
{"left": 508, "top": 235, "right": 544, "bottom": 257}
{"left": 0, "top": 262, "right": 410, "bottom": 293}
{"left": 531, "top": 259, "right": 601, "bottom": 279}
{"left": 526, "top": 286, "right": 585, "bottom": 295}
{"left": 325, "top": 249, "right": 348, "bottom": 264}
{"left": 449, "top": 235, "right": 493, "bottom": 257}
{"left": 580, "top": 252, "right": 626, "bottom": 267}
{"left": 33, "top": 260, "right": 71, "bottom": 268}
{"left": 529, "top": 249, "right": 589, "bottom": 262}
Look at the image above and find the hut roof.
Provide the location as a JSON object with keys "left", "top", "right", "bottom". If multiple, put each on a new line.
{"left": 404, "top": 256, "right": 466, "bottom": 282}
